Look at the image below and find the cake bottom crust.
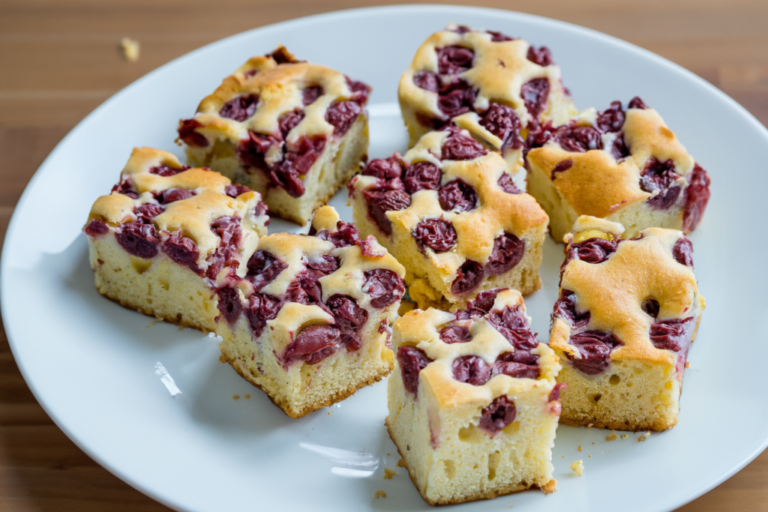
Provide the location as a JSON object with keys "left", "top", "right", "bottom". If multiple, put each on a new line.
{"left": 385, "top": 419, "right": 555, "bottom": 506}
{"left": 558, "top": 415, "right": 677, "bottom": 433}
{"left": 223, "top": 352, "right": 393, "bottom": 419}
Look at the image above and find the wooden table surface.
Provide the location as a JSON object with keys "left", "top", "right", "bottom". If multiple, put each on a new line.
{"left": 1, "top": 0, "right": 767, "bottom": 510}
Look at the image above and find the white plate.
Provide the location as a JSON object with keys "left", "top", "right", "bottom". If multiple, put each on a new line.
{"left": 4, "top": 5, "right": 768, "bottom": 512}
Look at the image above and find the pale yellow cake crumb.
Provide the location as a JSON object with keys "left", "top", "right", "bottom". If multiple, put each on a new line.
{"left": 685, "top": 362, "right": 691, "bottom": 368}
{"left": 233, "top": 395, "right": 240, "bottom": 400}
{"left": 327, "top": 411, "right": 332, "bottom": 416}
{"left": 397, "top": 458, "right": 407, "bottom": 468}
{"left": 121, "top": 37, "right": 140, "bottom": 62}
{"left": 244, "top": 394, "right": 251, "bottom": 399}
{"left": 606, "top": 432, "right": 618, "bottom": 442}
{"left": 638, "top": 434, "right": 647, "bottom": 442}
{"left": 570, "top": 460, "right": 584, "bottom": 476}
{"left": 383, "top": 468, "right": 396, "bottom": 480}
{"left": 621, "top": 434, "right": 628, "bottom": 439}
{"left": 578, "top": 445, "right": 582, "bottom": 452}
{"left": 374, "top": 490, "right": 387, "bottom": 499}
{"left": 588, "top": 455, "right": 592, "bottom": 458}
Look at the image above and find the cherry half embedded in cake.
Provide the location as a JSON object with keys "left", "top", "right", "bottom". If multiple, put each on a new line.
{"left": 387, "top": 289, "right": 562, "bottom": 505}
{"left": 83, "top": 147, "right": 269, "bottom": 333}
{"left": 216, "top": 206, "right": 406, "bottom": 419}
{"left": 526, "top": 97, "right": 712, "bottom": 242}
{"left": 179, "top": 45, "right": 372, "bottom": 225}
{"left": 549, "top": 215, "right": 706, "bottom": 432}
{"left": 349, "top": 126, "right": 549, "bottom": 310}
{"left": 399, "top": 24, "right": 576, "bottom": 171}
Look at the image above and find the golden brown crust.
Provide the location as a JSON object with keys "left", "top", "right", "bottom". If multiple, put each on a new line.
{"left": 557, "top": 414, "right": 676, "bottom": 433}
{"left": 386, "top": 418, "right": 548, "bottom": 506}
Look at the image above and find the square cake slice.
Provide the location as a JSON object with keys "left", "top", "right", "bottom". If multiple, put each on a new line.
{"left": 387, "top": 289, "right": 562, "bottom": 505}
{"left": 526, "top": 97, "right": 712, "bottom": 242}
{"left": 349, "top": 126, "right": 549, "bottom": 310}
{"left": 216, "top": 206, "right": 406, "bottom": 418}
{"left": 549, "top": 216, "right": 706, "bottom": 431}
{"left": 399, "top": 24, "right": 576, "bottom": 171}
{"left": 83, "top": 147, "right": 269, "bottom": 332}
{"left": 178, "top": 46, "right": 371, "bottom": 225}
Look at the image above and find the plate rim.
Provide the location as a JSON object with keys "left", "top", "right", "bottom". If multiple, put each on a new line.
{"left": 3, "top": 5, "right": 768, "bottom": 512}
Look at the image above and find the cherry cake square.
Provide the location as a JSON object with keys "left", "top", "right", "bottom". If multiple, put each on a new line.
{"left": 526, "top": 97, "right": 711, "bottom": 242}
{"left": 399, "top": 24, "right": 576, "bottom": 172}
{"left": 83, "top": 147, "right": 269, "bottom": 332}
{"left": 549, "top": 216, "right": 706, "bottom": 431}
{"left": 216, "top": 206, "right": 406, "bottom": 418}
{"left": 387, "top": 289, "right": 562, "bottom": 505}
{"left": 179, "top": 46, "right": 371, "bottom": 225}
{"left": 348, "top": 126, "right": 548, "bottom": 310}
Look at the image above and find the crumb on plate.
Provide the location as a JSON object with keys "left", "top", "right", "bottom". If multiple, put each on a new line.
{"left": 570, "top": 460, "right": 584, "bottom": 476}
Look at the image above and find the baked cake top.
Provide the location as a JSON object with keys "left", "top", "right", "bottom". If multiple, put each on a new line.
{"left": 177, "top": 47, "right": 371, "bottom": 198}
{"left": 393, "top": 288, "right": 560, "bottom": 416}
{"left": 399, "top": 24, "right": 575, "bottom": 148}
{"left": 526, "top": 97, "right": 711, "bottom": 231}
{"left": 349, "top": 126, "right": 548, "bottom": 294}
{"left": 85, "top": 147, "right": 268, "bottom": 277}
{"left": 219, "top": 206, "right": 405, "bottom": 363}
{"left": 550, "top": 216, "right": 705, "bottom": 375}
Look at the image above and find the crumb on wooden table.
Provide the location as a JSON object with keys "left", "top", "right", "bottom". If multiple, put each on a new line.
{"left": 384, "top": 468, "right": 396, "bottom": 480}
{"left": 121, "top": 37, "right": 140, "bottom": 62}
{"left": 606, "top": 432, "right": 617, "bottom": 442}
{"left": 374, "top": 490, "right": 387, "bottom": 499}
{"left": 570, "top": 460, "right": 584, "bottom": 476}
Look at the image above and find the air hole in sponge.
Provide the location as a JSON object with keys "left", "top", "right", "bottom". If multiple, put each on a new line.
{"left": 488, "top": 451, "right": 501, "bottom": 481}
{"left": 458, "top": 426, "right": 484, "bottom": 444}
{"left": 131, "top": 258, "right": 151, "bottom": 274}
{"left": 443, "top": 460, "right": 456, "bottom": 479}
{"left": 591, "top": 393, "right": 603, "bottom": 403}
{"left": 609, "top": 374, "right": 621, "bottom": 385}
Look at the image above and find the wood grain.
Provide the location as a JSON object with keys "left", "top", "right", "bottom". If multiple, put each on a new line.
{"left": 1, "top": 0, "right": 767, "bottom": 510}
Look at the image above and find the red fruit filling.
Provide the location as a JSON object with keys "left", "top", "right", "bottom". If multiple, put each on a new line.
{"left": 163, "top": 232, "right": 200, "bottom": 274}
{"left": 494, "top": 350, "right": 540, "bottom": 379}
{"left": 302, "top": 86, "right": 323, "bottom": 106}
{"left": 246, "top": 250, "right": 287, "bottom": 292}
{"left": 278, "top": 109, "right": 305, "bottom": 137}
{"left": 326, "top": 295, "right": 368, "bottom": 351}
{"left": 216, "top": 287, "right": 242, "bottom": 324}
{"left": 437, "top": 46, "right": 474, "bottom": 75}
{"left": 683, "top": 164, "right": 711, "bottom": 232}
{"left": 219, "top": 94, "right": 259, "bottom": 122}
{"left": 438, "top": 179, "right": 478, "bottom": 212}
{"left": 363, "top": 184, "right": 411, "bottom": 236}
{"left": 555, "top": 125, "right": 603, "bottom": 153}
{"left": 225, "top": 183, "right": 251, "bottom": 198}
{"left": 650, "top": 317, "right": 694, "bottom": 352}
{"left": 497, "top": 173, "right": 521, "bottom": 194}
{"left": 520, "top": 78, "right": 550, "bottom": 119}
{"left": 568, "top": 330, "right": 622, "bottom": 375}
{"left": 284, "top": 270, "right": 324, "bottom": 306}
{"left": 307, "top": 254, "right": 341, "bottom": 275}
{"left": 458, "top": 288, "right": 503, "bottom": 319}
{"left": 116, "top": 223, "right": 159, "bottom": 259}
{"left": 245, "top": 293, "right": 281, "bottom": 337}
{"left": 440, "top": 323, "right": 471, "bottom": 344}
{"left": 527, "top": 46, "right": 553, "bottom": 67}
{"left": 206, "top": 216, "right": 242, "bottom": 279}
{"left": 596, "top": 101, "right": 625, "bottom": 133}
{"left": 283, "top": 325, "right": 341, "bottom": 366}
{"left": 628, "top": 96, "right": 649, "bottom": 109}
{"left": 312, "top": 221, "right": 362, "bottom": 248}
{"left": 640, "top": 157, "right": 681, "bottom": 210}
{"left": 549, "top": 382, "right": 566, "bottom": 402}
{"left": 442, "top": 129, "right": 487, "bottom": 161}
{"left": 267, "top": 47, "right": 299, "bottom": 64}
{"left": 345, "top": 77, "right": 372, "bottom": 101}
{"left": 397, "top": 346, "right": 432, "bottom": 396}
{"left": 133, "top": 204, "right": 164, "bottom": 223}
{"left": 149, "top": 164, "right": 190, "bottom": 177}
{"left": 403, "top": 162, "right": 442, "bottom": 194}
{"left": 479, "top": 396, "right": 516, "bottom": 434}
{"left": 673, "top": 237, "right": 694, "bottom": 268}
{"left": 452, "top": 355, "right": 491, "bottom": 386}
{"left": 363, "top": 157, "right": 404, "bottom": 180}
{"left": 451, "top": 260, "right": 484, "bottom": 296}
{"left": 412, "top": 218, "right": 457, "bottom": 253}
{"left": 480, "top": 104, "right": 523, "bottom": 150}
{"left": 487, "top": 233, "right": 525, "bottom": 276}
{"left": 178, "top": 119, "right": 209, "bottom": 147}
{"left": 553, "top": 289, "right": 590, "bottom": 329}
{"left": 157, "top": 188, "right": 195, "bottom": 204}
{"left": 642, "top": 298, "right": 660, "bottom": 319}
{"left": 437, "top": 79, "right": 477, "bottom": 118}
{"left": 550, "top": 159, "right": 574, "bottom": 180}
{"left": 487, "top": 306, "right": 538, "bottom": 350}
{"left": 610, "top": 133, "right": 630, "bottom": 160}
{"left": 325, "top": 100, "right": 362, "bottom": 135}
{"left": 112, "top": 178, "right": 139, "bottom": 199}
{"left": 487, "top": 30, "right": 514, "bottom": 42}
{"left": 363, "top": 269, "right": 405, "bottom": 308}
{"left": 413, "top": 71, "right": 439, "bottom": 92}
{"left": 84, "top": 219, "right": 109, "bottom": 237}
{"left": 568, "top": 237, "right": 620, "bottom": 264}
{"left": 450, "top": 25, "right": 471, "bottom": 34}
